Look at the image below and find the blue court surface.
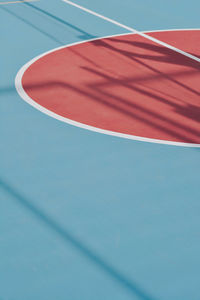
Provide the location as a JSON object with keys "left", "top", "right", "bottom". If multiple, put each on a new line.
{"left": 1, "top": 1, "right": 200, "bottom": 299}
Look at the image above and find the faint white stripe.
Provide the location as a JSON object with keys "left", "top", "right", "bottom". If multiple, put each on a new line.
{"left": 0, "top": 0, "right": 39, "bottom": 5}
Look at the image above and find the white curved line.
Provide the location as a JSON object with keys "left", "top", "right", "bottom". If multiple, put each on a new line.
{"left": 15, "top": 29, "right": 200, "bottom": 148}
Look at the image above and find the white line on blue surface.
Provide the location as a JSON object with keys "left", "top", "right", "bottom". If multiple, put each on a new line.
{"left": 62, "top": 0, "right": 200, "bottom": 64}
{"left": 0, "top": 0, "right": 39, "bottom": 4}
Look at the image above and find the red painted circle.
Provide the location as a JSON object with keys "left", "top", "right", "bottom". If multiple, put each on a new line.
{"left": 22, "top": 30, "right": 200, "bottom": 144}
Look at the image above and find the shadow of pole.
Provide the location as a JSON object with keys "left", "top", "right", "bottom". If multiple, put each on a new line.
{"left": 0, "top": 177, "right": 158, "bottom": 300}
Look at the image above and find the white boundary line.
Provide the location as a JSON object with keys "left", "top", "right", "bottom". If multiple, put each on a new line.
{"left": 0, "top": 0, "right": 39, "bottom": 4}
{"left": 61, "top": 0, "right": 200, "bottom": 64}
{"left": 15, "top": 29, "right": 200, "bottom": 148}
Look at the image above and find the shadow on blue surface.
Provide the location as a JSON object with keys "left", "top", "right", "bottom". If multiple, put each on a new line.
{"left": 0, "top": 3, "right": 95, "bottom": 46}
{"left": 0, "top": 5, "right": 63, "bottom": 44}
{"left": 23, "top": 1, "right": 96, "bottom": 40}
{"left": 0, "top": 178, "right": 157, "bottom": 300}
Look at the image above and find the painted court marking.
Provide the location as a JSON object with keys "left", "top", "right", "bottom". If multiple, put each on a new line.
{"left": 62, "top": 0, "right": 200, "bottom": 64}
{"left": 15, "top": 29, "right": 200, "bottom": 147}
{"left": 0, "top": 0, "right": 39, "bottom": 5}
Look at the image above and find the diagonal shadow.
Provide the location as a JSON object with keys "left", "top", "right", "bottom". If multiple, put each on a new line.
{"left": 0, "top": 177, "right": 158, "bottom": 300}
{"left": 107, "top": 38, "right": 200, "bottom": 69}
{"left": 0, "top": 5, "right": 64, "bottom": 45}
{"left": 0, "top": 2, "right": 95, "bottom": 46}
{"left": 83, "top": 66, "right": 200, "bottom": 126}
{"left": 23, "top": 1, "right": 95, "bottom": 40}
{"left": 60, "top": 78, "right": 200, "bottom": 142}
{"left": 92, "top": 39, "right": 200, "bottom": 97}
{"left": 68, "top": 43, "right": 199, "bottom": 93}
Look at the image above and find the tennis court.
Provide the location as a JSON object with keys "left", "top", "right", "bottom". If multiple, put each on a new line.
{"left": 1, "top": 1, "right": 200, "bottom": 299}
